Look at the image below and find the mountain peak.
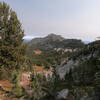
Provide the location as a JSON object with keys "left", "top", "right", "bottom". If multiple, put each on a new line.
{"left": 45, "top": 33, "right": 64, "bottom": 41}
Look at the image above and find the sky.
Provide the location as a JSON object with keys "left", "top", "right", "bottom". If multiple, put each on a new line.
{"left": 0, "top": 0, "right": 100, "bottom": 40}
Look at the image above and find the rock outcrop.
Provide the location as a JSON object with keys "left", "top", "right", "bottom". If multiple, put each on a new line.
{"left": 55, "top": 40, "right": 100, "bottom": 100}
{"left": 56, "top": 89, "right": 69, "bottom": 100}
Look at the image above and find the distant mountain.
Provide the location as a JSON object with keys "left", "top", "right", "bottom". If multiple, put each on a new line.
{"left": 28, "top": 33, "right": 85, "bottom": 51}
{"left": 23, "top": 39, "right": 32, "bottom": 43}
{"left": 29, "top": 33, "right": 64, "bottom": 45}
{"left": 44, "top": 33, "right": 64, "bottom": 41}
{"left": 83, "top": 40, "right": 93, "bottom": 44}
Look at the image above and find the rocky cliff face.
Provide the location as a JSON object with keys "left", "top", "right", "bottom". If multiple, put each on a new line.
{"left": 56, "top": 60, "right": 76, "bottom": 80}
{"left": 56, "top": 41, "right": 100, "bottom": 80}
{"left": 55, "top": 40, "right": 100, "bottom": 100}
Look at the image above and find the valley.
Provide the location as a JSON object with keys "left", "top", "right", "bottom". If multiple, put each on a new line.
{"left": 0, "top": 2, "right": 100, "bottom": 100}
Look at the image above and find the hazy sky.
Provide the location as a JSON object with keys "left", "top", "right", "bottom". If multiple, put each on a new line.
{"left": 0, "top": 0, "right": 100, "bottom": 40}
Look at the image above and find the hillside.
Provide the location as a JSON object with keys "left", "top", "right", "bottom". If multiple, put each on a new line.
{"left": 28, "top": 33, "right": 85, "bottom": 51}
{"left": 26, "top": 34, "right": 85, "bottom": 68}
{"left": 52, "top": 40, "right": 100, "bottom": 100}
{"left": 1, "top": 2, "right": 100, "bottom": 100}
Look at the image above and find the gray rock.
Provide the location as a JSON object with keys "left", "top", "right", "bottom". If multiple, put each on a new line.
{"left": 56, "top": 59, "right": 79, "bottom": 80}
{"left": 56, "top": 89, "right": 69, "bottom": 100}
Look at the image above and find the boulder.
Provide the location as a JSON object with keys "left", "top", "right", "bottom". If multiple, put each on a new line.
{"left": 56, "top": 89, "right": 69, "bottom": 100}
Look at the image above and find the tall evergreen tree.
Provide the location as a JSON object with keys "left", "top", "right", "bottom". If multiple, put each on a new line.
{"left": 0, "top": 2, "right": 26, "bottom": 79}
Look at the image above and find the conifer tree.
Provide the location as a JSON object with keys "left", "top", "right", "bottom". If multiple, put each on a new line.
{"left": 0, "top": 2, "right": 26, "bottom": 78}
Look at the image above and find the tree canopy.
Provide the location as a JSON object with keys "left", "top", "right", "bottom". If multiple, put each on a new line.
{"left": 0, "top": 2, "right": 26, "bottom": 79}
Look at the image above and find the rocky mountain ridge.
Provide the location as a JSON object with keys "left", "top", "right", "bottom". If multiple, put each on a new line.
{"left": 27, "top": 33, "right": 85, "bottom": 51}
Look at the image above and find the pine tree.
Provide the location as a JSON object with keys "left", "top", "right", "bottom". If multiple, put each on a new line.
{"left": 0, "top": 2, "right": 26, "bottom": 79}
